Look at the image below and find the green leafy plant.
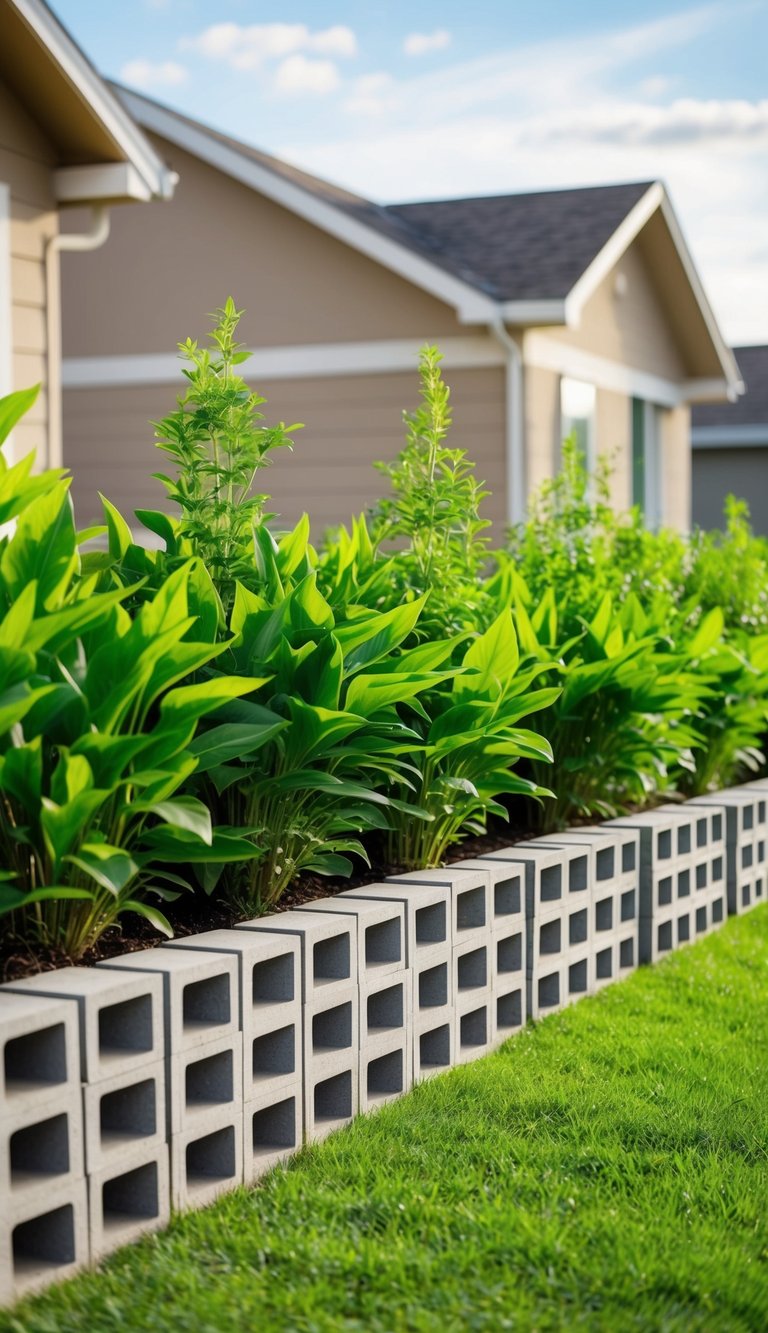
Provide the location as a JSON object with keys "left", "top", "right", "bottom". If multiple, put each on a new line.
{"left": 151, "top": 298, "right": 300, "bottom": 610}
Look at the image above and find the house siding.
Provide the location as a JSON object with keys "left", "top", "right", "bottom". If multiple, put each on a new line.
{"left": 660, "top": 404, "right": 690, "bottom": 531}
{"left": 0, "top": 78, "right": 57, "bottom": 459}
{"left": 63, "top": 365, "right": 507, "bottom": 536}
{"left": 692, "top": 447, "right": 768, "bottom": 534}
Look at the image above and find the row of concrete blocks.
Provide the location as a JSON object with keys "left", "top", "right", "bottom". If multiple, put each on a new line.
{"left": 1, "top": 782, "right": 766, "bottom": 1305}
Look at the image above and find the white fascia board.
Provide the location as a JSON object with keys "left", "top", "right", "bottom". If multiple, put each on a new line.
{"left": 62, "top": 335, "right": 506, "bottom": 390}
{"left": 499, "top": 299, "right": 567, "bottom": 326}
{"left": 10, "top": 0, "right": 176, "bottom": 200}
{"left": 692, "top": 424, "right": 768, "bottom": 449}
{"left": 118, "top": 89, "right": 499, "bottom": 325}
{"left": 681, "top": 377, "right": 737, "bottom": 405}
{"left": 54, "top": 163, "right": 156, "bottom": 204}
{"left": 565, "top": 183, "right": 664, "bottom": 324}
{"left": 522, "top": 332, "right": 682, "bottom": 408}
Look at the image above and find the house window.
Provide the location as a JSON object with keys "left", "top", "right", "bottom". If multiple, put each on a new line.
{"left": 560, "top": 377, "right": 596, "bottom": 469}
{"left": 632, "top": 397, "right": 662, "bottom": 526}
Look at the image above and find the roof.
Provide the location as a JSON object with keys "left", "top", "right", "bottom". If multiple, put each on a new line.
{"left": 692, "top": 347, "right": 768, "bottom": 429}
{"left": 1, "top": 0, "right": 176, "bottom": 202}
{"left": 114, "top": 83, "right": 740, "bottom": 396}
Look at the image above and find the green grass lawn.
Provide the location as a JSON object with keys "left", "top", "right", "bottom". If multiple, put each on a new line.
{"left": 5, "top": 909, "right": 768, "bottom": 1333}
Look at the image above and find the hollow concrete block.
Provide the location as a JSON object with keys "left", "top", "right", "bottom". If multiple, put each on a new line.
{"left": 4, "top": 967, "right": 164, "bottom": 1085}
{"left": 339, "top": 882, "right": 450, "bottom": 968}
{"left": 238, "top": 909, "right": 357, "bottom": 1001}
{"left": 0, "top": 1177, "right": 88, "bottom": 1307}
{"left": 449, "top": 857, "right": 525, "bottom": 936}
{"left": 0, "top": 1095, "right": 84, "bottom": 1216}
{"left": 363, "top": 970, "right": 412, "bottom": 1061}
{"left": 168, "top": 1031, "right": 243, "bottom": 1136}
{"left": 304, "top": 1060, "right": 359, "bottom": 1144}
{"left": 99, "top": 948, "right": 238, "bottom": 1057}
{"left": 387, "top": 867, "right": 490, "bottom": 947}
{"left": 82, "top": 1059, "right": 165, "bottom": 1174}
{"left": 360, "top": 1030, "right": 412, "bottom": 1113}
{"left": 88, "top": 1143, "right": 170, "bottom": 1264}
{"left": 297, "top": 896, "right": 406, "bottom": 982}
{"left": 304, "top": 985, "right": 359, "bottom": 1082}
{"left": 244, "top": 1084, "right": 303, "bottom": 1182}
{"left": 0, "top": 990, "right": 80, "bottom": 1124}
{"left": 170, "top": 1110, "right": 243, "bottom": 1211}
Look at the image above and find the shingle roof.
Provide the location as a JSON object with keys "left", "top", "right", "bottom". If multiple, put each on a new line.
{"left": 692, "top": 347, "right": 768, "bottom": 428}
{"left": 111, "top": 86, "right": 653, "bottom": 303}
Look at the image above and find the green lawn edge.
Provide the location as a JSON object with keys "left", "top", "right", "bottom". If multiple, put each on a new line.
{"left": 4, "top": 908, "right": 768, "bottom": 1333}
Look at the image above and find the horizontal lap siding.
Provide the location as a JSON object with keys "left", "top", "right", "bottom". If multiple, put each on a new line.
{"left": 63, "top": 366, "right": 507, "bottom": 535}
{"left": 0, "top": 79, "right": 57, "bottom": 453}
{"left": 692, "top": 448, "right": 768, "bottom": 535}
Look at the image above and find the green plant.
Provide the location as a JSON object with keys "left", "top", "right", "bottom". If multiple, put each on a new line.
{"left": 152, "top": 298, "right": 300, "bottom": 610}
{"left": 367, "top": 345, "right": 493, "bottom": 636}
{"left": 0, "top": 391, "right": 269, "bottom": 960}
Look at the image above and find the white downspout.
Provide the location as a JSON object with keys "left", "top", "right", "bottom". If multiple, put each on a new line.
{"left": 44, "top": 206, "right": 111, "bottom": 469}
{"left": 488, "top": 317, "right": 525, "bottom": 527}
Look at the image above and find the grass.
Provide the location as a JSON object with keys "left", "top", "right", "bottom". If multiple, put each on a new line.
{"left": 4, "top": 909, "right": 768, "bottom": 1333}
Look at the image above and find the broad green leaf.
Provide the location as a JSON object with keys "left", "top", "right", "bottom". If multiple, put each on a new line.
{"left": 0, "top": 384, "right": 39, "bottom": 445}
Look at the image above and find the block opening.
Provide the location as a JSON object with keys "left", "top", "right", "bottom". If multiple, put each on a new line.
{"left": 252, "top": 954, "right": 294, "bottom": 1005}
{"left": 367, "top": 1049, "right": 404, "bottom": 1099}
{"left": 365, "top": 917, "right": 402, "bottom": 968}
{"left": 313, "top": 932, "right": 351, "bottom": 985}
{"left": 457, "top": 945, "right": 487, "bottom": 991}
{"left": 185, "top": 1048, "right": 234, "bottom": 1107}
{"left": 102, "top": 1161, "right": 159, "bottom": 1226}
{"left": 252, "top": 1025, "right": 296, "bottom": 1080}
{"left": 100, "top": 1077, "right": 157, "bottom": 1144}
{"left": 367, "top": 982, "right": 404, "bottom": 1032}
{"left": 418, "top": 962, "right": 448, "bottom": 1009}
{"left": 4, "top": 1022, "right": 67, "bottom": 1093}
{"left": 312, "top": 1000, "right": 353, "bottom": 1052}
{"left": 10, "top": 1113, "right": 70, "bottom": 1184}
{"left": 182, "top": 974, "right": 232, "bottom": 1030}
{"left": 98, "top": 994, "right": 154, "bottom": 1059}
{"left": 251, "top": 1097, "right": 297, "bottom": 1154}
{"left": 186, "top": 1125, "right": 237, "bottom": 1187}
{"left": 314, "top": 1069, "right": 352, "bottom": 1122}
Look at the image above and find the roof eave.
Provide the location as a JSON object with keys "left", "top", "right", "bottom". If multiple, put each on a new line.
{"left": 10, "top": 0, "right": 176, "bottom": 201}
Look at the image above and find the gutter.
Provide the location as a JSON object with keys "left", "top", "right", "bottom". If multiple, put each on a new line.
{"left": 45, "top": 207, "right": 111, "bottom": 469}
{"left": 488, "top": 318, "right": 525, "bottom": 527}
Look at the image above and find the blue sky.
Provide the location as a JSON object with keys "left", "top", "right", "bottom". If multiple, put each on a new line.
{"left": 53, "top": 1, "right": 768, "bottom": 341}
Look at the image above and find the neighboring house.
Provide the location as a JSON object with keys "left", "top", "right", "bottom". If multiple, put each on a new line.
{"left": 0, "top": 0, "right": 175, "bottom": 464}
{"left": 60, "top": 86, "right": 741, "bottom": 535}
{"left": 692, "top": 346, "right": 768, "bottom": 534}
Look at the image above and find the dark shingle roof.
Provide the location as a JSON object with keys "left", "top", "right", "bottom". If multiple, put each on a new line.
{"left": 384, "top": 182, "right": 654, "bottom": 301}
{"left": 692, "top": 347, "right": 768, "bottom": 428}
{"left": 112, "top": 86, "right": 655, "bottom": 304}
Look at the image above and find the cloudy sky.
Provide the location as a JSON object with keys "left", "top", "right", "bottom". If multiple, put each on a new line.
{"left": 54, "top": 0, "right": 768, "bottom": 342}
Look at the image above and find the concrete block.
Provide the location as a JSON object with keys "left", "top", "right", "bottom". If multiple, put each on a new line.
{"left": 493, "top": 919, "right": 525, "bottom": 991}
{"left": 244, "top": 1085, "right": 303, "bottom": 1183}
{"left": 339, "top": 882, "right": 450, "bottom": 967}
{"left": 238, "top": 909, "right": 356, "bottom": 1000}
{"left": 454, "top": 993, "right": 493, "bottom": 1065}
{"left": 449, "top": 857, "right": 525, "bottom": 935}
{"left": 304, "top": 986, "right": 358, "bottom": 1081}
{"left": 4, "top": 967, "right": 164, "bottom": 1084}
{"left": 171, "top": 1111, "right": 243, "bottom": 1211}
{"left": 0, "top": 1097, "right": 84, "bottom": 1215}
{"left": 479, "top": 844, "right": 588, "bottom": 924}
{"left": 82, "top": 1059, "right": 165, "bottom": 1173}
{"left": 363, "top": 970, "right": 412, "bottom": 1061}
{"left": 491, "top": 978, "right": 524, "bottom": 1046}
{"left": 605, "top": 809, "right": 694, "bottom": 870}
{"left": 297, "top": 896, "right": 406, "bottom": 981}
{"left": 563, "top": 948, "right": 595, "bottom": 1006}
{"left": 411, "top": 953, "right": 455, "bottom": 1081}
{"left": 99, "top": 948, "right": 238, "bottom": 1057}
{"left": 0, "top": 990, "right": 79, "bottom": 1125}
{"left": 164, "top": 928, "right": 302, "bottom": 1100}
{"left": 593, "top": 938, "right": 618, "bottom": 991}
{"left": 360, "top": 1031, "right": 412, "bottom": 1112}
{"left": 304, "top": 1061, "right": 359, "bottom": 1143}
{"left": 453, "top": 938, "right": 490, "bottom": 999}
{"left": 528, "top": 959, "right": 567, "bottom": 1021}
{"left": 88, "top": 1143, "right": 170, "bottom": 1263}
{"left": 616, "top": 930, "right": 637, "bottom": 981}
{"left": 0, "top": 1177, "right": 88, "bottom": 1307}
{"left": 387, "top": 867, "right": 490, "bottom": 946}
{"left": 168, "top": 1031, "right": 243, "bottom": 1136}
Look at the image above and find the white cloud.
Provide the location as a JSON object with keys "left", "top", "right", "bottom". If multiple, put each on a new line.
{"left": 181, "top": 22, "right": 356, "bottom": 71}
{"left": 403, "top": 29, "right": 452, "bottom": 57}
{"left": 344, "top": 72, "right": 399, "bottom": 117}
{"left": 119, "top": 58, "right": 187, "bottom": 88}
{"left": 274, "top": 55, "right": 340, "bottom": 96}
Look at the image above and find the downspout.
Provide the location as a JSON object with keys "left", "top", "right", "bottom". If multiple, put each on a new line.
{"left": 44, "top": 206, "right": 111, "bottom": 469}
{"left": 488, "top": 317, "right": 525, "bottom": 527}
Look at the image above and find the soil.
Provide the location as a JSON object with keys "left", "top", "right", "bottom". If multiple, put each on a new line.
{"left": 0, "top": 816, "right": 541, "bottom": 982}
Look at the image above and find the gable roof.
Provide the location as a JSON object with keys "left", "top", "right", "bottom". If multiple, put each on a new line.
{"left": 2, "top": 0, "right": 175, "bottom": 202}
{"left": 692, "top": 347, "right": 768, "bottom": 445}
{"left": 114, "top": 83, "right": 739, "bottom": 395}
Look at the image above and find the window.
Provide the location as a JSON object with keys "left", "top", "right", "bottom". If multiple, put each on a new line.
{"left": 632, "top": 398, "right": 662, "bottom": 526}
{"left": 560, "top": 377, "right": 596, "bottom": 469}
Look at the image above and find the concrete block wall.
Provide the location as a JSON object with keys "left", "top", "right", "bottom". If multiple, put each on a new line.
{"left": 0, "top": 781, "right": 766, "bottom": 1304}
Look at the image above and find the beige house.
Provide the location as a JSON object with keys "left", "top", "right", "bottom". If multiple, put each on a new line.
{"left": 0, "top": 0, "right": 175, "bottom": 464}
{"left": 59, "top": 87, "right": 741, "bottom": 535}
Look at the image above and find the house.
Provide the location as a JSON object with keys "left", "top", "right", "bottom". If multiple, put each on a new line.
{"left": 0, "top": 0, "right": 175, "bottom": 464}
{"left": 692, "top": 346, "right": 768, "bottom": 534}
{"left": 60, "top": 86, "right": 741, "bottom": 535}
